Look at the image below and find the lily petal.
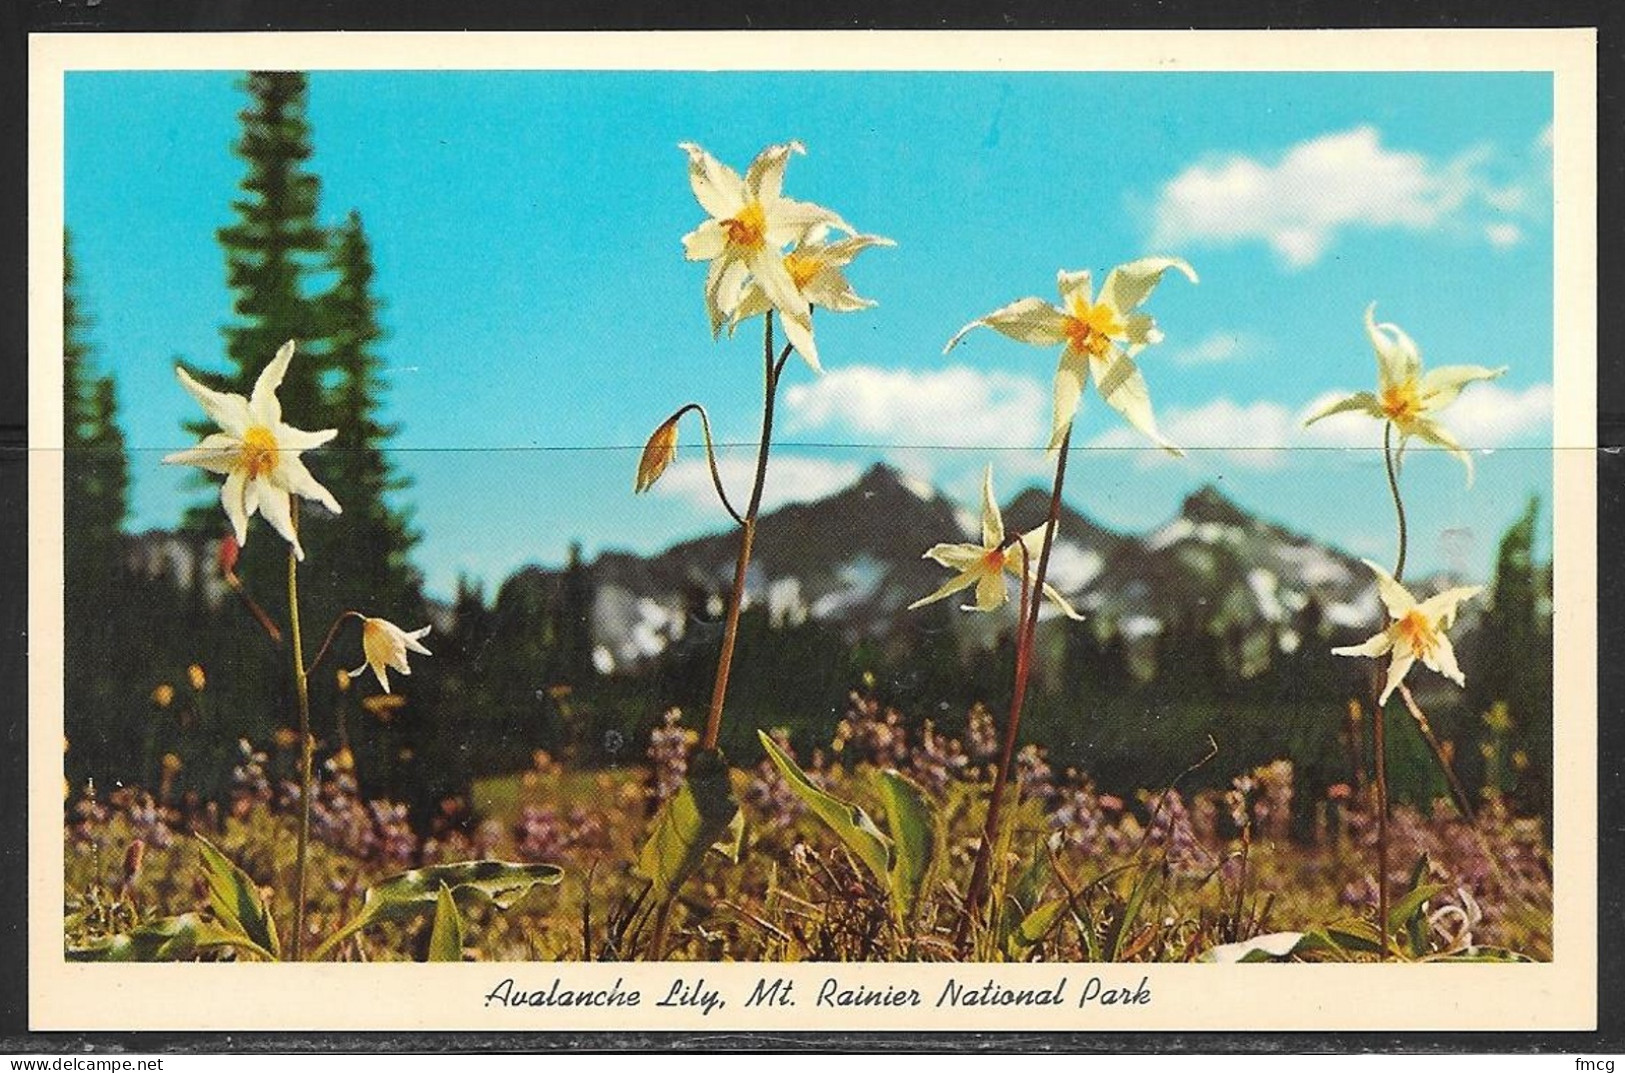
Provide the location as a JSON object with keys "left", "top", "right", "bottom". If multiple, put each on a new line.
{"left": 765, "top": 197, "right": 852, "bottom": 247}
{"left": 250, "top": 340, "right": 296, "bottom": 427}
{"left": 1121, "top": 313, "right": 1162, "bottom": 349}
{"left": 681, "top": 219, "right": 728, "bottom": 262}
{"left": 973, "top": 569, "right": 1009, "bottom": 612}
{"left": 1379, "top": 651, "right": 1416, "bottom": 706}
{"left": 1302, "top": 391, "right": 1382, "bottom": 427}
{"left": 275, "top": 425, "right": 339, "bottom": 452}
{"left": 257, "top": 483, "right": 303, "bottom": 560}
{"left": 777, "top": 307, "right": 822, "bottom": 373}
{"left": 1366, "top": 303, "right": 1422, "bottom": 390}
{"left": 744, "top": 140, "right": 803, "bottom": 205}
{"left": 1417, "top": 585, "right": 1484, "bottom": 630}
{"left": 679, "top": 142, "right": 745, "bottom": 219}
{"left": 279, "top": 454, "right": 343, "bottom": 515}
{"left": 907, "top": 569, "right": 981, "bottom": 611}
{"left": 1332, "top": 631, "right": 1394, "bottom": 659}
{"left": 220, "top": 470, "right": 251, "bottom": 546}
{"left": 1092, "top": 348, "right": 1182, "bottom": 456}
{"left": 980, "top": 465, "right": 1003, "bottom": 548}
{"left": 1420, "top": 364, "right": 1507, "bottom": 411}
{"left": 1055, "top": 269, "right": 1093, "bottom": 306}
{"left": 1048, "top": 349, "right": 1090, "bottom": 450}
{"left": 1410, "top": 418, "right": 1476, "bottom": 486}
{"left": 945, "top": 297, "right": 1070, "bottom": 353}
{"left": 175, "top": 367, "right": 253, "bottom": 439}
{"left": 748, "top": 247, "right": 812, "bottom": 323}
{"left": 1422, "top": 632, "right": 1466, "bottom": 688}
{"left": 163, "top": 433, "right": 241, "bottom": 474}
{"left": 1099, "top": 257, "right": 1197, "bottom": 315}
{"left": 1360, "top": 559, "right": 1416, "bottom": 619}
{"left": 922, "top": 542, "right": 986, "bottom": 570}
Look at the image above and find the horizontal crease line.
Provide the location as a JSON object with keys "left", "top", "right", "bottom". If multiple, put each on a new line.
{"left": 36, "top": 443, "right": 1573, "bottom": 455}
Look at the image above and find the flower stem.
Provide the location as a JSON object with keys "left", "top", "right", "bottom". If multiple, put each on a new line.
{"left": 305, "top": 611, "right": 364, "bottom": 679}
{"left": 702, "top": 313, "right": 787, "bottom": 752}
{"left": 289, "top": 500, "right": 314, "bottom": 962}
{"left": 1373, "top": 423, "right": 1410, "bottom": 959}
{"left": 961, "top": 424, "right": 1073, "bottom": 937}
{"left": 1384, "top": 423, "right": 1407, "bottom": 584}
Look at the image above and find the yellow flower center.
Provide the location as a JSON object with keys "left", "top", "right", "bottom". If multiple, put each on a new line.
{"left": 784, "top": 249, "right": 825, "bottom": 290}
{"left": 1064, "top": 296, "right": 1125, "bottom": 360}
{"left": 239, "top": 425, "right": 280, "bottom": 480}
{"left": 1380, "top": 380, "right": 1423, "bottom": 424}
{"left": 723, "top": 201, "right": 768, "bottom": 250}
{"left": 1393, "top": 609, "right": 1439, "bottom": 658}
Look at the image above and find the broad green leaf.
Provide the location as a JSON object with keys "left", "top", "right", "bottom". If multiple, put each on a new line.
{"left": 195, "top": 834, "right": 280, "bottom": 959}
{"left": 426, "top": 883, "right": 465, "bottom": 962}
{"left": 1320, "top": 920, "right": 1386, "bottom": 955}
{"left": 758, "top": 730, "right": 892, "bottom": 886}
{"left": 1387, "top": 882, "right": 1447, "bottom": 939}
{"left": 312, "top": 859, "right": 563, "bottom": 960}
{"left": 67, "top": 913, "right": 275, "bottom": 962}
{"left": 1202, "top": 931, "right": 1309, "bottom": 963}
{"left": 1005, "top": 898, "right": 1067, "bottom": 960}
{"left": 997, "top": 841, "right": 1051, "bottom": 955}
{"left": 876, "top": 769, "right": 938, "bottom": 927}
{"left": 634, "top": 748, "right": 740, "bottom": 902}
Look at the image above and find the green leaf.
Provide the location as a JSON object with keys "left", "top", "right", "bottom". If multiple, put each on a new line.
{"left": 426, "top": 883, "right": 465, "bottom": 962}
{"left": 67, "top": 913, "right": 276, "bottom": 962}
{"left": 1201, "top": 931, "right": 1309, "bottom": 963}
{"left": 1387, "top": 882, "right": 1447, "bottom": 940}
{"left": 634, "top": 748, "right": 740, "bottom": 902}
{"left": 1005, "top": 898, "right": 1067, "bottom": 960}
{"left": 311, "top": 859, "right": 563, "bottom": 960}
{"left": 876, "top": 769, "right": 938, "bottom": 927}
{"left": 1320, "top": 920, "right": 1386, "bottom": 955}
{"left": 1104, "top": 866, "right": 1156, "bottom": 962}
{"left": 758, "top": 730, "right": 892, "bottom": 887}
{"left": 195, "top": 834, "right": 280, "bottom": 959}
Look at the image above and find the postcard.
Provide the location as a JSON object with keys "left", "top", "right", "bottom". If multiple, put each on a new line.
{"left": 28, "top": 29, "right": 1597, "bottom": 1034}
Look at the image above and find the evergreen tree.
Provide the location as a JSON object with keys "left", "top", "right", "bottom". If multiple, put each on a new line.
{"left": 315, "top": 210, "right": 423, "bottom": 615}
{"left": 1469, "top": 496, "right": 1553, "bottom": 825}
{"left": 63, "top": 233, "right": 134, "bottom": 788}
{"left": 188, "top": 71, "right": 336, "bottom": 575}
{"left": 552, "top": 542, "right": 595, "bottom": 686}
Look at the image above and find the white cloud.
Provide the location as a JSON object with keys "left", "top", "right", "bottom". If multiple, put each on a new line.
{"left": 1170, "top": 331, "right": 1252, "bottom": 366}
{"left": 1485, "top": 223, "right": 1523, "bottom": 248}
{"left": 783, "top": 364, "right": 1049, "bottom": 449}
{"left": 1086, "top": 397, "right": 1294, "bottom": 469}
{"left": 1084, "top": 383, "right": 1552, "bottom": 471}
{"left": 652, "top": 455, "right": 864, "bottom": 513}
{"left": 1149, "top": 125, "right": 1550, "bottom": 269}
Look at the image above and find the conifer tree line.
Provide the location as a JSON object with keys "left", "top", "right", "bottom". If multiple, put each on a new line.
{"left": 63, "top": 71, "right": 1556, "bottom": 832}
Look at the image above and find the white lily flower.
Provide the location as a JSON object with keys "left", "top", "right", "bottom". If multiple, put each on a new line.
{"left": 1331, "top": 559, "right": 1482, "bottom": 706}
{"left": 909, "top": 466, "right": 1083, "bottom": 620}
{"left": 163, "top": 341, "right": 341, "bottom": 560}
{"left": 679, "top": 140, "right": 852, "bottom": 341}
{"left": 348, "top": 617, "right": 432, "bottom": 694}
{"left": 944, "top": 258, "right": 1197, "bottom": 452}
{"left": 728, "top": 232, "right": 894, "bottom": 372}
{"left": 1303, "top": 304, "right": 1506, "bottom": 484}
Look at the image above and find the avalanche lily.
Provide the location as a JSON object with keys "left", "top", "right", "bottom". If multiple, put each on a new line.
{"left": 909, "top": 467, "right": 1083, "bottom": 619}
{"left": 679, "top": 140, "right": 852, "bottom": 340}
{"left": 728, "top": 231, "right": 894, "bottom": 372}
{"left": 349, "top": 616, "right": 433, "bottom": 694}
{"left": 1332, "top": 560, "right": 1482, "bottom": 706}
{"left": 945, "top": 258, "right": 1197, "bottom": 452}
{"left": 1303, "top": 304, "right": 1506, "bottom": 483}
{"left": 163, "top": 341, "right": 341, "bottom": 560}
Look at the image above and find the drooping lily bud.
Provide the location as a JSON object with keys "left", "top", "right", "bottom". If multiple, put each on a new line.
{"left": 635, "top": 415, "right": 681, "bottom": 494}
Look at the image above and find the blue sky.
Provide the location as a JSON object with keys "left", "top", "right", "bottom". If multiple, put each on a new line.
{"left": 65, "top": 71, "right": 1555, "bottom": 599}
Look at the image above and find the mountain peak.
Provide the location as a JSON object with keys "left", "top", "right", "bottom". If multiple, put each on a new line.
{"left": 1180, "top": 483, "right": 1254, "bottom": 527}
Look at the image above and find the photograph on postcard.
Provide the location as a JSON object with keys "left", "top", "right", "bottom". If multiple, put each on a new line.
{"left": 30, "top": 30, "right": 1598, "bottom": 1032}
